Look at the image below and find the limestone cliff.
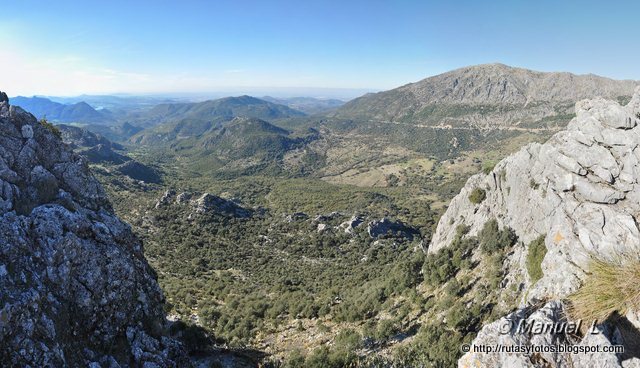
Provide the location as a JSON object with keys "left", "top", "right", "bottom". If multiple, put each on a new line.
{"left": 429, "top": 88, "right": 640, "bottom": 367}
{"left": 0, "top": 95, "right": 189, "bottom": 366}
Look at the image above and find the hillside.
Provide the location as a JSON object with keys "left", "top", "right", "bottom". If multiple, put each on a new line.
{"left": 333, "top": 63, "right": 638, "bottom": 128}
{"left": 58, "top": 124, "right": 162, "bottom": 183}
{"left": 10, "top": 96, "right": 113, "bottom": 124}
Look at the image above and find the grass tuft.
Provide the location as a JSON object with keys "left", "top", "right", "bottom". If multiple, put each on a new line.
{"left": 568, "top": 256, "right": 640, "bottom": 323}
{"left": 482, "top": 160, "right": 496, "bottom": 174}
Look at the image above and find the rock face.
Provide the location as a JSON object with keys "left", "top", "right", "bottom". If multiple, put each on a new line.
{"left": 429, "top": 88, "right": 640, "bottom": 367}
{"left": 0, "top": 96, "right": 188, "bottom": 366}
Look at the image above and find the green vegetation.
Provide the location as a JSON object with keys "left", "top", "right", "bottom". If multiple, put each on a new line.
{"left": 478, "top": 219, "right": 517, "bottom": 254}
{"left": 482, "top": 160, "right": 496, "bottom": 174}
{"left": 569, "top": 256, "right": 640, "bottom": 323}
{"left": 468, "top": 187, "right": 486, "bottom": 204}
{"left": 529, "top": 178, "right": 539, "bottom": 189}
{"left": 526, "top": 236, "right": 547, "bottom": 283}
{"left": 39, "top": 117, "right": 62, "bottom": 138}
{"left": 423, "top": 225, "right": 475, "bottom": 286}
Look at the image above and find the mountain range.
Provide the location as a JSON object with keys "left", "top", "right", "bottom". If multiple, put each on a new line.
{"left": 333, "top": 63, "right": 639, "bottom": 128}
{"left": 10, "top": 96, "right": 114, "bottom": 124}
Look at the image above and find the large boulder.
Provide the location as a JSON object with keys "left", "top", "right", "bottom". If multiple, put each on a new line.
{"left": 0, "top": 94, "right": 189, "bottom": 366}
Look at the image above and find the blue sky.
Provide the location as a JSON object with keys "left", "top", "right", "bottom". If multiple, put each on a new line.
{"left": 0, "top": 0, "right": 639, "bottom": 97}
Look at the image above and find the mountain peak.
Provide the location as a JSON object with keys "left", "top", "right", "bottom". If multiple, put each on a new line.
{"left": 333, "top": 64, "right": 638, "bottom": 127}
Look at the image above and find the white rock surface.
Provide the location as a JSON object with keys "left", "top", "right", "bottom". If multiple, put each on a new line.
{"left": 431, "top": 89, "right": 640, "bottom": 367}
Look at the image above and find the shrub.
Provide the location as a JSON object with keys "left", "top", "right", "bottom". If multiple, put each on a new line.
{"left": 569, "top": 256, "right": 640, "bottom": 323}
{"left": 375, "top": 319, "right": 398, "bottom": 341}
{"left": 394, "top": 323, "right": 466, "bottom": 366}
{"left": 526, "top": 236, "right": 547, "bottom": 283}
{"left": 468, "top": 188, "right": 486, "bottom": 204}
{"left": 529, "top": 178, "right": 539, "bottom": 190}
{"left": 423, "top": 226, "right": 476, "bottom": 286}
{"left": 39, "top": 117, "right": 62, "bottom": 139}
{"left": 479, "top": 219, "right": 517, "bottom": 254}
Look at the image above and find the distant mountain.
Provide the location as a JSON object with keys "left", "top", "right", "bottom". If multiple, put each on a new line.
{"left": 133, "top": 95, "right": 306, "bottom": 128}
{"left": 261, "top": 96, "right": 345, "bottom": 114}
{"left": 332, "top": 63, "right": 639, "bottom": 128}
{"left": 10, "top": 96, "right": 113, "bottom": 124}
{"left": 49, "top": 94, "right": 180, "bottom": 110}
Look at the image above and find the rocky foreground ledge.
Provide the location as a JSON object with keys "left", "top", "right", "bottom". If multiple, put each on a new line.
{"left": 429, "top": 88, "right": 640, "bottom": 367}
{"left": 0, "top": 95, "right": 189, "bottom": 366}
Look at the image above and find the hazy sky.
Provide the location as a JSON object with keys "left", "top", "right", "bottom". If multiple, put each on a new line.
{"left": 1, "top": 0, "right": 639, "bottom": 97}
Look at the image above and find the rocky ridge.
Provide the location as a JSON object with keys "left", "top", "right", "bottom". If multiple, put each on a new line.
{"left": 429, "top": 88, "right": 640, "bottom": 366}
{"left": 0, "top": 94, "right": 188, "bottom": 366}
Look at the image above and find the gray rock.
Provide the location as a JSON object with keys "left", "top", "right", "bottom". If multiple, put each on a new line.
{"left": 155, "top": 189, "right": 176, "bottom": 209}
{"left": 176, "top": 192, "right": 192, "bottom": 204}
{"left": 0, "top": 97, "right": 189, "bottom": 366}
{"left": 194, "top": 193, "right": 251, "bottom": 218}
{"left": 340, "top": 215, "right": 364, "bottom": 234}
{"left": 459, "top": 301, "right": 623, "bottom": 368}
{"left": 428, "top": 92, "right": 640, "bottom": 367}
{"left": 285, "top": 212, "right": 308, "bottom": 222}
{"left": 21, "top": 124, "right": 34, "bottom": 139}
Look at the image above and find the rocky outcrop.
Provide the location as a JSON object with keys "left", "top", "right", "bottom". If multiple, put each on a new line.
{"left": 429, "top": 88, "right": 640, "bottom": 367}
{"left": 193, "top": 193, "right": 251, "bottom": 218}
{"left": 367, "top": 217, "right": 418, "bottom": 240}
{"left": 58, "top": 124, "right": 123, "bottom": 151}
{"left": 0, "top": 95, "right": 188, "bottom": 366}
{"left": 339, "top": 215, "right": 364, "bottom": 234}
